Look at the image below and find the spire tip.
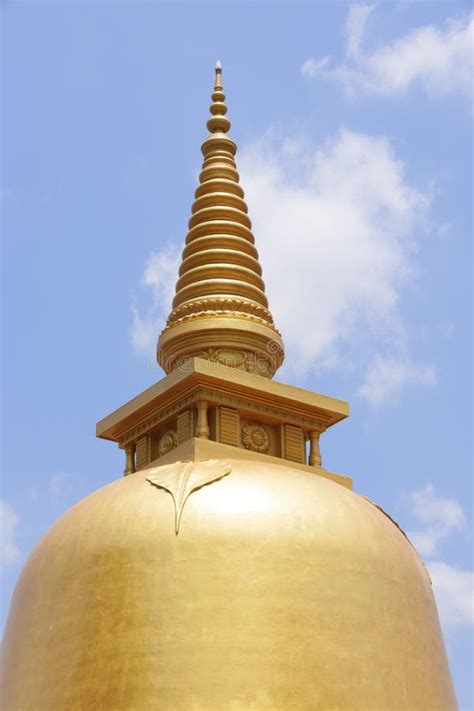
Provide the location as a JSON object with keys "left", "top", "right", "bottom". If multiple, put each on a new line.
{"left": 215, "top": 60, "right": 222, "bottom": 70}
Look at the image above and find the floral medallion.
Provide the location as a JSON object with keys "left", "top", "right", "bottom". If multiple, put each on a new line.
{"left": 158, "top": 430, "right": 177, "bottom": 457}
{"left": 241, "top": 423, "right": 270, "bottom": 454}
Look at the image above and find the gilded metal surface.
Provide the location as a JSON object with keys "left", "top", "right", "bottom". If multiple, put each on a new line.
{"left": 1, "top": 459, "right": 457, "bottom": 710}
{"left": 146, "top": 459, "right": 231, "bottom": 533}
{"left": 157, "top": 64, "right": 284, "bottom": 377}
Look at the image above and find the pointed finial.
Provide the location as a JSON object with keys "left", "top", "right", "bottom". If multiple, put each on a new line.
{"left": 208, "top": 60, "right": 228, "bottom": 133}
{"left": 214, "top": 60, "right": 223, "bottom": 91}
{"left": 157, "top": 65, "right": 284, "bottom": 378}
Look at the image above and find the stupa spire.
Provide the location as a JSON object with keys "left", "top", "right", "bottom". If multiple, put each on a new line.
{"left": 157, "top": 62, "right": 284, "bottom": 378}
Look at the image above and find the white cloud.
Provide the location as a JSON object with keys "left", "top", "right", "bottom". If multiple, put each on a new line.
{"left": 346, "top": 3, "right": 375, "bottom": 59}
{"left": 401, "top": 486, "right": 472, "bottom": 629}
{"left": 0, "top": 500, "right": 20, "bottom": 565}
{"left": 132, "top": 128, "right": 434, "bottom": 400}
{"left": 302, "top": 7, "right": 473, "bottom": 99}
{"left": 404, "top": 484, "right": 465, "bottom": 556}
{"left": 239, "top": 129, "right": 433, "bottom": 394}
{"left": 131, "top": 246, "right": 180, "bottom": 353}
{"left": 407, "top": 485, "right": 466, "bottom": 532}
{"left": 358, "top": 356, "right": 437, "bottom": 406}
{"left": 301, "top": 56, "right": 330, "bottom": 78}
{"left": 428, "top": 561, "right": 474, "bottom": 627}
{"left": 48, "top": 472, "right": 78, "bottom": 499}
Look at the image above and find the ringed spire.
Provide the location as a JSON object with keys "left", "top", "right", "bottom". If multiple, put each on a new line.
{"left": 157, "top": 63, "right": 284, "bottom": 378}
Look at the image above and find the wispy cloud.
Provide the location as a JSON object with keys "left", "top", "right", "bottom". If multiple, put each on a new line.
{"left": 301, "top": 7, "right": 473, "bottom": 99}
{"left": 401, "top": 485, "right": 472, "bottom": 629}
{"left": 301, "top": 56, "right": 330, "bottom": 78}
{"left": 132, "top": 127, "right": 435, "bottom": 402}
{"left": 345, "top": 3, "right": 375, "bottom": 59}
{"left": 428, "top": 562, "right": 474, "bottom": 627}
{"left": 48, "top": 472, "right": 78, "bottom": 500}
{"left": 358, "top": 356, "right": 437, "bottom": 406}
{"left": 404, "top": 484, "right": 466, "bottom": 556}
{"left": 131, "top": 246, "right": 180, "bottom": 354}
{"left": 0, "top": 500, "right": 20, "bottom": 566}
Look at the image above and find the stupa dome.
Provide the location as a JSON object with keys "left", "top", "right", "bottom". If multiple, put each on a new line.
{"left": 1, "top": 457, "right": 456, "bottom": 710}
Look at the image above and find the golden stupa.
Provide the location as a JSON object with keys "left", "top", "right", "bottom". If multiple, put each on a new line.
{"left": 1, "top": 64, "right": 457, "bottom": 711}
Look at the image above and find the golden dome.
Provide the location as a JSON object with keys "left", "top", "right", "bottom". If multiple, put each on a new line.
{"left": 1, "top": 458, "right": 456, "bottom": 711}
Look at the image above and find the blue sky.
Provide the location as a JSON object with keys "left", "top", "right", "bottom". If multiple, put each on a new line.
{"left": 1, "top": 0, "right": 472, "bottom": 707}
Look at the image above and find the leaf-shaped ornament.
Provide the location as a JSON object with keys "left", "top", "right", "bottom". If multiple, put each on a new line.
{"left": 146, "top": 459, "right": 232, "bottom": 534}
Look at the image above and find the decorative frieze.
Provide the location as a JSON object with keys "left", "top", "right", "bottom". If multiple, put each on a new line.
{"left": 117, "top": 391, "right": 196, "bottom": 448}
{"left": 117, "top": 384, "right": 331, "bottom": 450}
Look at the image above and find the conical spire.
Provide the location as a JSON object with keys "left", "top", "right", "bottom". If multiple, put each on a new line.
{"left": 157, "top": 63, "right": 284, "bottom": 378}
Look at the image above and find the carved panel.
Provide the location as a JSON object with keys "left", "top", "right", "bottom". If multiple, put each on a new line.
{"left": 281, "top": 424, "right": 305, "bottom": 464}
{"left": 135, "top": 435, "right": 151, "bottom": 470}
{"left": 217, "top": 407, "right": 240, "bottom": 447}
{"left": 177, "top": 409, "right": 194, "bottom": 445}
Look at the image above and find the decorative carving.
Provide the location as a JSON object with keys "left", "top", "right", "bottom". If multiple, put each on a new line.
{"left": 195, "top": 348, "right": 273, "bottom": 377}
{"left": 242, "top": 423, "right": 270, "bottom": 453}
{"left": 158, "top": 430, "right": 177, "bottom": 457}
{"left": 147, "top": 459, "right": 232, "bottom": 534}
{"left": 199, "top": 347, "right": 221, "bottom": 363}
{"left": 241, "top": 351, "right": 266, "bottom": 375}
{"left": 166, "top": 298, "right": 278, "bottom": 329}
